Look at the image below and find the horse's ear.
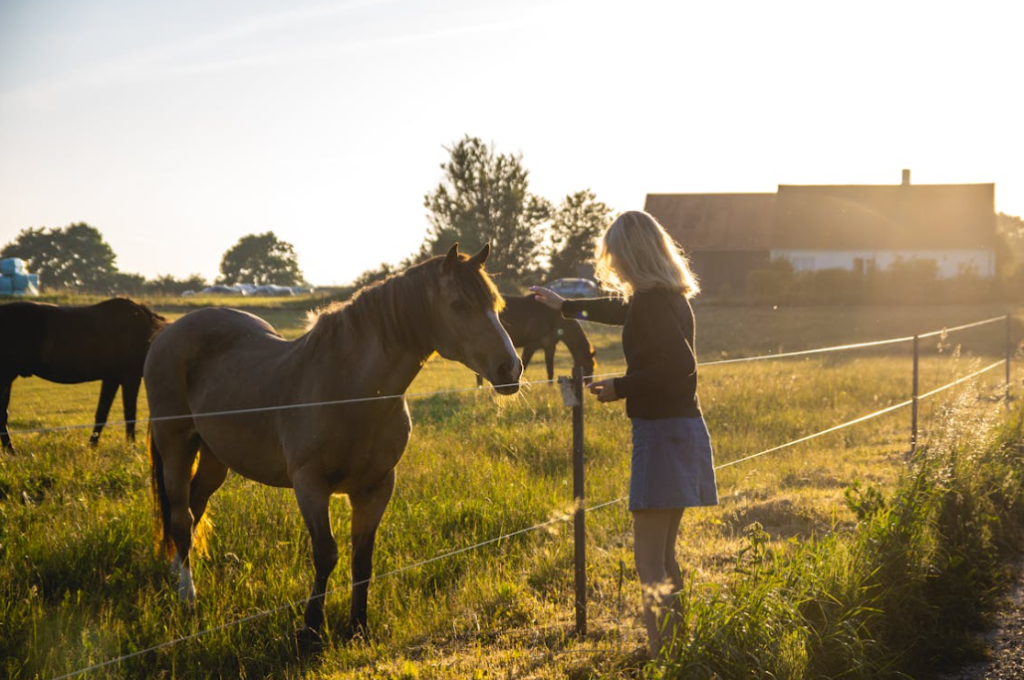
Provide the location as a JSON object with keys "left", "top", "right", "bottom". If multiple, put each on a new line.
{"left": 443, "top": 243, "right": 460, "bottom": 274}
{"left": 468, "top": 243, "right": 490, "bottom": 268}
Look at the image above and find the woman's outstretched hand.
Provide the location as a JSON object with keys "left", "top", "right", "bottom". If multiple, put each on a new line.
{"left": 588, "top": 378, "right": 619, "bottom": 402}
{"left": 530, "top": 286, "right": 565, "bottom": 311}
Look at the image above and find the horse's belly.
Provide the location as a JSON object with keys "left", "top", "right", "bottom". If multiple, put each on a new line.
{"left": 195, "top": 419, "right": 293, "bottom": 488}
{"left": 322, "top": 420, "right": 410, "bottom": 495}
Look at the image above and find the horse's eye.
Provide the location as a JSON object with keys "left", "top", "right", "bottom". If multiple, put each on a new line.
{"left": 450, "top": 299, "right": 468, "bottom": 313}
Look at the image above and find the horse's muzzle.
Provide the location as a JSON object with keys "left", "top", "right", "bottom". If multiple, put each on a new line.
{"left": 492, "top": 358, "right": 522, "bottom": 395}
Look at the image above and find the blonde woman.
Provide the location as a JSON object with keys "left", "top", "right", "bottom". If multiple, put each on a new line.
{"left": 532, "top": 210, "right": 718, "bottom": 659}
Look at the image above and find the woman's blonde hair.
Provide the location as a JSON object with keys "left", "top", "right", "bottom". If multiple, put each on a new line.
{"left": 594, "top": 210, "right": 700, "bottom": 299}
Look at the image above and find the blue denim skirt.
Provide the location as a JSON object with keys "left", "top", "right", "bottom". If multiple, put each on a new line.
{"left": 629, "top": 417, "right": 719, "bottom": 511}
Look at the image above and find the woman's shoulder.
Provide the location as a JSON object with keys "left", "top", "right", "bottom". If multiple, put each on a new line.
{"left": 633, "top": 288, "right": 693, "bottom": 320}
{"left": 633, "top": 287, "right": 690, "bottom": 306}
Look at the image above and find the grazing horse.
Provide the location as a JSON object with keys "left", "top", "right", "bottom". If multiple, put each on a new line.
{"left": 476, "top": 295, "right": 596, "bottom": 386}
{"left": 144, "top": 244, "right": 522, "bottom": 641}
{"left": 0, "top": 298, "right": 167, "bottom": 454}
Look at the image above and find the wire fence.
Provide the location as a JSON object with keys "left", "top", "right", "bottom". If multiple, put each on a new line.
{"left": 7, "top": 313, "right": 1010, "bottom": 439}
{"left": 27, "top": 313, "right": 1017, "bottom": 679}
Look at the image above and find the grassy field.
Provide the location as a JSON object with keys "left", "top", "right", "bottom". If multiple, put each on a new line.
{"left": 1, "top": 300, "right": 1022, "bottom": 679}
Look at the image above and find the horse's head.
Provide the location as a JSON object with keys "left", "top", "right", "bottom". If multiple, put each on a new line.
{"left": 431, "top": 243, "right": 522, "bottom": 395}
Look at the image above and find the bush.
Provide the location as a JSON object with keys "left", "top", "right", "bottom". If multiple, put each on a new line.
{"left": 657, "top": 402, "right": 1024, "bottom": 678}
{"left": 744, "top": 269, "right": 784, "bottom": 303}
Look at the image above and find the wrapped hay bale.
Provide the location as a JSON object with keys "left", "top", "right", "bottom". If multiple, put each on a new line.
{"left": 0, "top": 277, "right": 13, "bottom": 295}
{"left": 0, "top": 258, "right": 27, "bottom": 276}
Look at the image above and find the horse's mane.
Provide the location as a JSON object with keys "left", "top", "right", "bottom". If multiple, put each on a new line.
{"left": 308, "top": 253, "right": 504, "bottom": 355}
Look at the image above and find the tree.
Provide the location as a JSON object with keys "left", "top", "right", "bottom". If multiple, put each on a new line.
{"left": 217, "top": 232, "right": 304, "bottom": 286}
{"left": 0, "top": 222, "right": 119, "bottom": 290}
{"left": 546, "top": 190, "right": 613, "bottom": 280}
{"left": 144, "top": 274, "right": 208, "bottom": 296}
{"left": 422, "top": 136, "right": 550, "bottom": 282}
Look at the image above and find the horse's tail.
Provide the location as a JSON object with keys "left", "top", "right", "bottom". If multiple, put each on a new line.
{"left": 148, "top": 426, "right": 213, "bottom": 559}
{"left": 148, "top": 425, "right": 175, "bottom": 559}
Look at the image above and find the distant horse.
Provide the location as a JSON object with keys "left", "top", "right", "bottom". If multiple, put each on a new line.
{"left": 476, "top": 295, "right": 596, "bottom": 386}
{"left": 144, "top": 244, "right": 521, "bottom": 642}
{"left": 0, "top": 298, "right": 167, "bottom": 454}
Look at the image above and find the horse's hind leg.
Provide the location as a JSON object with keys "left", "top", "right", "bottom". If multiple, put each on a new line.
{"left": 159, "top": 434, "right": 201, "bottom": 603}
{"left": 189, "top": 444, "right": 228, "bottom": 536}
{"left": 1, "top": 377, "right": 14, "bottom": 454}
{"left": 121, "top": 375, "right": 142, "bottom": 444}
{"left": 347, "top": 468, "right": 396, "bottom": 638}
{"left": 90, "top": 378, "right": 119, "bottom": 447}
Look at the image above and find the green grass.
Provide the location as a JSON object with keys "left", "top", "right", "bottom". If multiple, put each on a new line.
{"left": 1, "top": 302, "right": 1021, "bottom": 678}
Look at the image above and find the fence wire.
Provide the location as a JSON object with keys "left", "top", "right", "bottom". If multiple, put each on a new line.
{"left": 8, "top": 315, "right": 1008, "bottom": 439}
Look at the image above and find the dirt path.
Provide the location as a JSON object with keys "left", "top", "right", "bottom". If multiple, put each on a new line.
{"left": 943, "top": 575, "right": 1024, "bottom": 680}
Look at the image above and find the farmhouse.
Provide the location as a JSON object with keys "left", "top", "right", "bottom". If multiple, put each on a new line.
{"left": 643, "top": 193, "right": 774, "bottom": 296}
{"left": 645, "top": 170, "right": 997, "bottom": 297}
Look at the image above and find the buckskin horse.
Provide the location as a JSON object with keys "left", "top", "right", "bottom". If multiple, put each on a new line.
{"left": 0, "top": 298, "right": 167, "bottom": 453}
{"left": 144, "top": 244, "right": 521, "bottom": 642}
{"left": 476, "top": 294, "right": 596, "bottom": 386}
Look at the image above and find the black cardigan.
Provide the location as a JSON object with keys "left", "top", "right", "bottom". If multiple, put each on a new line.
{"left": 561, "top": 289, "right": 701, "bottom": 419}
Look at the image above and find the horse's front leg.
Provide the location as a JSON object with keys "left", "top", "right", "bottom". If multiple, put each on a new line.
{"left": 543, "top": 343, "right": 556, "bottom": 381}
{"left": 293, "top": 468, "right": 338, "bottom": 642}
{"left": 90, "top": 378, "right": 119, "bottom": 447}
{"left": 521, "top": 345, "right": 538, "bottom": 373}
{"left": 347, "top": 468, "right": 396, "bottom": 639}
{"left": 1, "top": 377, "right": 14, "bottom": 454}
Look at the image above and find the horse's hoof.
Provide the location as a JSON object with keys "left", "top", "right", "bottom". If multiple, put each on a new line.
{"left": 342, "top": 623, "right": 369, "bottom": 643}
{"left": 294, "top": 626, "right": 324, "bottom": 652}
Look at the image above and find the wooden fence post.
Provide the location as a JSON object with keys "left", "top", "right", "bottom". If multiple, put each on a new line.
{"left": 911, "top": 334, "right": 919, "bottom": 453}
{"left": 572, "top": 365, "right": 587, "bottom": 637}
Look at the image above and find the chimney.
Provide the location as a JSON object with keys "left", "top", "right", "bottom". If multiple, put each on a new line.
{"left": 902, "top": 169, "right": 911, "bottom": 186}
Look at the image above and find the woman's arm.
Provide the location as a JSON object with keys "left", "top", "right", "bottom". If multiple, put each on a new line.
{"left": 530, "top": 286, "right": 629, "bottom": 326}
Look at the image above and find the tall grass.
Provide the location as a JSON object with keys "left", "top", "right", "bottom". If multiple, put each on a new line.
{"left": 0, "top": 303, "right": 1020, "bottom": 678}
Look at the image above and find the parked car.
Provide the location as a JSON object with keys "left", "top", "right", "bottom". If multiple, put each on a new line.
{"left": 544, "top": 278, "right": 600, "bottom": 299}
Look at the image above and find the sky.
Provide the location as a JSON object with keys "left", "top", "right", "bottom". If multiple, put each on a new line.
{"left": 1, "top": 0, "right": 1022, "bottom": 286}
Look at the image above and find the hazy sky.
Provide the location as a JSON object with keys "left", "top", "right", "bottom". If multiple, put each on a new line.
{"left": 1, "top": 0, "right": 1021, "bottom": 285}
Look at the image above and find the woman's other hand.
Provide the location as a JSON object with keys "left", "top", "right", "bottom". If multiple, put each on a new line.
{"left": 588, "top": 378, "right": 619, "bottom": 402}
{"left": 529, "top": 286, "right": 565, "bottom": 311}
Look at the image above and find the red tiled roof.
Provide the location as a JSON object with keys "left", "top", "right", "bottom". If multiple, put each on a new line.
{"left": 773, "top": 183, "right": 996, "bottom": 250}
{"left": 644, "top": 193, "right": 775, "bottom": 251}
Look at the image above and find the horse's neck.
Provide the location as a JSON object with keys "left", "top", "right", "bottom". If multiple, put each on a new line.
{"left": 559, "top": 320, "right": 593, "bottom": 363}
{"left": 307, "top": 281, "right": 435, "bottom": 397}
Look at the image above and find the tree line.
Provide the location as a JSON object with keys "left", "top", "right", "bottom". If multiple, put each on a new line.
{"left": 0, "top": 224, "right": 306, "bottom": 295}
{"left": 1, "top": 135, "right": 610, "bottom": 295}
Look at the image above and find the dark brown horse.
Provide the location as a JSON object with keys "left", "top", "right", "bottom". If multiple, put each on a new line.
{"left": 476, "top": 295, "right": 596, "bottom": 386}
{"left": 0, "top": 297, "right": 167, "bottom": 453}
{"left": 144, "top": 244, "right": 521, "bottom": 642}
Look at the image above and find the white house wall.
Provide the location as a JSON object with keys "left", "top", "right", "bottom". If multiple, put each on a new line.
{"left": 770, "top": 249, "right": 995, "bottom": 279}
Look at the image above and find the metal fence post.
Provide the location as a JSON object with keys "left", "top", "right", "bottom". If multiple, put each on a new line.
{"left": 911, "top": 334, "right": 919, "bottom": 453}
{"left": 1007, "top": 313, "right": 1013, "bottom": 405}
{"left": 572, "top": 365, "right": 587, "bottom": 637}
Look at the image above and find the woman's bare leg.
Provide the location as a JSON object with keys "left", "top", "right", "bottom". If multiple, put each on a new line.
{"left": 633, "top": 509, "right": 683, "bottom": 659}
